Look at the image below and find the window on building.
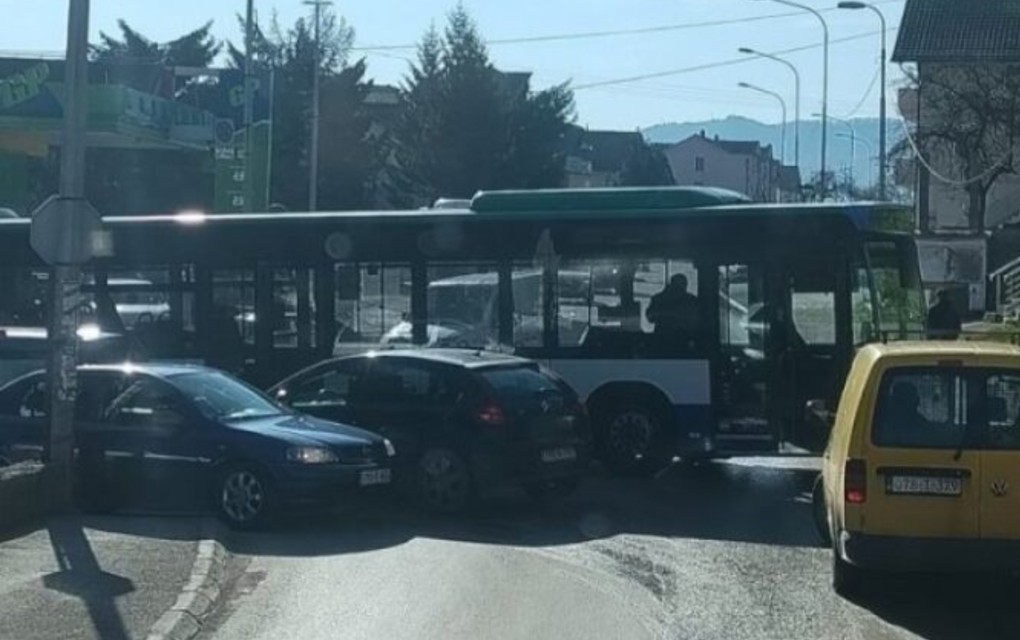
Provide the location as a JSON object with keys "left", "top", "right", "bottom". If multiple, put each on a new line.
{"left": 695, "top": 157, "right": 705, "bottom": 172}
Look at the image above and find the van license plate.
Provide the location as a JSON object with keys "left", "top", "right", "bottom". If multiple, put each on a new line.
{"left": 542, "top": 447, "right": 577, "bottom": 463}
{"left": 887, "top": 475, "right": 962, "bottom": 496}
{"left": 359, "top": 469, "right": 391, "bottom": 486}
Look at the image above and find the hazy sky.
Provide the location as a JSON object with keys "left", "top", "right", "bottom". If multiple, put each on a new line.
{"left": 6, "top": 0, "right": 906, "bottom": 130}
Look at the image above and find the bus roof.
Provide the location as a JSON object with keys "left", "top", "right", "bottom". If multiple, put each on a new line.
{"left": 470, "top": 186, "right": 751, "bottom": 212}
{"left": 0, "top": 187, "right": 912, "bottom": 233}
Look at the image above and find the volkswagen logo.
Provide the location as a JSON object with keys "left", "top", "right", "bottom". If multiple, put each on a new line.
{"left": 991, "top": 479, "right": 1009, "bottom": 497}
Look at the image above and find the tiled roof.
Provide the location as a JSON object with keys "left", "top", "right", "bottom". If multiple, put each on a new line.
{"left": 564, "top": 126, "right": 645, "bottom": 172}
{"left": 715, "top": 140, "right": 761, "bottom": 155}
{"left": 892, "top": 0, "right": 1020, "bottom": 63}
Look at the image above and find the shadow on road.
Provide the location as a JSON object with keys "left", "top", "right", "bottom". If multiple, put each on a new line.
{"left": 213, "top": 457, "right": 824, "bottom": 558}
{"left": 847, "top": 572, "right": 1020, "bottom": 640}
{"left": 42, "top": 516, "right": 135, "bottom": 640}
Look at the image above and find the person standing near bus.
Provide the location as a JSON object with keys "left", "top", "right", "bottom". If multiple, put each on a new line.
{"left": 926, "top": 289, "right": 961, "bottom": 340}
{"left": 647, "top": 274, "right": 701, "bottom": 342}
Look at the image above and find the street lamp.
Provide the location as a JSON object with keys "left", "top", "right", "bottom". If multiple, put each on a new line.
{"left": 838, "top": 1, "right": 888, "bottom": 201}
{"left": 739, "top": 47, "right": 800, "bottom": 170}
{"left": 739, "top": 82, "right": 788, "bottom": 164}
{"left": 305, "top": 0, "right": 333, "bottom": 212}
{"left": 839, "top": 133, "right": 874, "bottom": 190}
{"left": 816, "top": 112, "right": 855, "bottom": 191}
{"left": 755, "top": 0, "right": 829, "bottom": 199}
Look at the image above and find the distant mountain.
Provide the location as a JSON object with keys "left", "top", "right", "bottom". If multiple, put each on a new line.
{"left": 643, "top": 115, "right": 903, "bottom": 187}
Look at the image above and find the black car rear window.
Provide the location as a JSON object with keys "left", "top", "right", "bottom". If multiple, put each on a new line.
{"left": 873, "top": 367, "right": 1020, "bottom": 450}
{"left": 481, "top": 366, "right": 564, "bottom": 407}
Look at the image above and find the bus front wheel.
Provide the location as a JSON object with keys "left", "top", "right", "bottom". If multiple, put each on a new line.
{"left": 595, "top": 400, "right": 672, "bottom": 477}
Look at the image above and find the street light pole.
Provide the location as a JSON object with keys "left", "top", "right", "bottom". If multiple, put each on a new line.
{"left": 244, "top": 0, "right": 255, "bottom": 212}
{"left": 761, "top": 0, "right": 829, "bottom": 199}
{"left": 739, "top": 82, "right": 788, "bottom": 164}
{"left": 840, "top": 133, "right": 874, "bottom": 189}
{"left": 305, "top": 0, "right": 331, "bottom": 212}
{"left": 739, "top": 47, "right": 800, "bottom": 170}
{"left": 818, "top": 112, "right": 856, "bottom": 192}
{"left": 838, "top": 2, "right": 888, "bottom": 200}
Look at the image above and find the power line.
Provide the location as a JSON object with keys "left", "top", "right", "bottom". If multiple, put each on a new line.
{"left": 351, "top": 0, "right": 904, "bottom": 52}
{"left": 840, "top": 63, "right": 881, "bottom": 119}
{"left": 573, "top": 27, "right": 896, "bottom": 91}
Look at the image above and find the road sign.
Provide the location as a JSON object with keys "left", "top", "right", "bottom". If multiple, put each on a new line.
{"left": 30, "top": 195, "right": 103, "bottom": 265}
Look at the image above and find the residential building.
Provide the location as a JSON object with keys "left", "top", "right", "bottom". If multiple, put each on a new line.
{"left": 562, "top": 127, "right": 651, "bottom": 188}
{"left": 662, "top": 131, "right": 798, "bottom": 202}
{"left": 893, "top": 0, "right": 1020, "bottom": 313}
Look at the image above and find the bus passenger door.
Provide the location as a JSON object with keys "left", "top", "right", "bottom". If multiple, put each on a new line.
{"left": 714, "top": 263, "right": 779, "bottom": 452}
{"left": 780, "top": 262, "right": 846, "bottom": 452}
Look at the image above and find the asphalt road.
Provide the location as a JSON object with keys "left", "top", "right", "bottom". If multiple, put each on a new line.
{"left": 200, "top": 458, "right": 1020, "bottom": 640}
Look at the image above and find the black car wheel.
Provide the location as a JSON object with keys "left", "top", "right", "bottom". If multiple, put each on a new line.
{"left": 216, "top": 464, "right": 274, "bottom": 530}
{"left": 813, "top": 475, "right": 832, "bottom": 546}
{"left": 524, "top": 477, "right": 580, "bottom": 504}
{"left": 597, "top": 403, "right": 670, "bottom": 476}
{"left": 416, "top": 447, "right": 473, "bottom": 514}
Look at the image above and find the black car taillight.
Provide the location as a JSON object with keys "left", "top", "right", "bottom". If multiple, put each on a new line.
{"left": 844, "top": 458, "right": 867, "bottom": 505}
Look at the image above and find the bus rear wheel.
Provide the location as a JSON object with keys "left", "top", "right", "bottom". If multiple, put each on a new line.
{"left": 596, "top": 402, "right": 671, "bottom": 477}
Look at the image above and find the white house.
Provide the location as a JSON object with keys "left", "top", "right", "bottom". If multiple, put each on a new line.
{"left": 662, "top": 131, "right": 797, "bottom": 202}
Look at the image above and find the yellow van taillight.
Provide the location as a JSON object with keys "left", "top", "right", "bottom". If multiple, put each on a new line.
{"left": 844, "top": 459, "right": 867, "bottom": 504}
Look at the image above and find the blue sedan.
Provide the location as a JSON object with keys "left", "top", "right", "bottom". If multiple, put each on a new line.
{"left": 0, "top": 363, "right": 394, "bottom": 529}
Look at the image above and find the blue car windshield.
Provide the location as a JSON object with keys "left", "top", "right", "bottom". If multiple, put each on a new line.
{"left": 171, "top": 371, "right": 283, "bottom": 422}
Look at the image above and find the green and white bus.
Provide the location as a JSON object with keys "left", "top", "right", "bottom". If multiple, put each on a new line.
{"left": 0, "top": 187, "right": 925, "bottom": 472}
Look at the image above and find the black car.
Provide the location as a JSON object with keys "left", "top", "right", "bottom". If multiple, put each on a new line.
{"left": 270, "top": 349, "right": 590, "bottom": 513}
{"left": 0, "top": 363, "right": 394, "bottom": 529}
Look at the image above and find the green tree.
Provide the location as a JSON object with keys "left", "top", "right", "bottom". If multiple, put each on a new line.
{"left": 390, "top": 5, "right": 574, "bottom": 206}
{"left": 91, "top": 20, "right": 221, "bottom": 96}
{"left": 620, "top": 144, "right": 675, "bottom": 187}
{"left": 229, "top": 10, "right": 376, "bottom": 210}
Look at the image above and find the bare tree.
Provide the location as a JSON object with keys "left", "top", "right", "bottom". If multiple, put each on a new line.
{"left": 900, "top": 64, "right": 1020, "bottom": 231}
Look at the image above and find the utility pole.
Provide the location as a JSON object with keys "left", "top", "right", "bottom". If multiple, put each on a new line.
{"left": 838, "top": 2, "right": 889, "bottom": 200}
{"left": 244, "top": 0, "right": 255, "bottom": 212}
{"left": 305, "top": 0, "right": 331, "bottom": 212}
{"left": 31, "top": 0, "right": 102, "bottom": 506}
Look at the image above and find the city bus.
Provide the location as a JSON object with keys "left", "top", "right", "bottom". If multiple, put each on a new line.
{"left": 0, "top": 187, "right": 925, "bottom": 473}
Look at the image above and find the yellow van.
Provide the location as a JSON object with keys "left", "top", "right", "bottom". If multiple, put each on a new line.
{"left": 816, "top": 341, "right": 1020, "bottom": 596}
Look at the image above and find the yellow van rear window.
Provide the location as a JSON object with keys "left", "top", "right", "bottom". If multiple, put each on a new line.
{"left": 873, "top": 367, "right": 1020, "bottom": 450}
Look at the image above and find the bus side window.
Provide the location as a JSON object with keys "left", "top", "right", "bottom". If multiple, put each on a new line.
{"left": 511, "top": 265, "right": 544, "bottom": 348}
{"left": 334, "top": 263, "right": 411, "bottom": 345}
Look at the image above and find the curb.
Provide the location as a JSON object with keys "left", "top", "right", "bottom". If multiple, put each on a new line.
{"left": 147, "top": 519, "right": 231, "bottom": 640}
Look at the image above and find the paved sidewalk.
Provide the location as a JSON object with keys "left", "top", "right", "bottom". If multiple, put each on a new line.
{"left": 0, "top": 515, "right": 205, "bottom": 640}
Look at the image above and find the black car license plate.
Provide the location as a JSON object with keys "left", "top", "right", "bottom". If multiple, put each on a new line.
{"left": 541, "top": 447, "right": 577, "bottom": 463}
{"left": 359, "top": 469, "right": 392, "bottom": 486}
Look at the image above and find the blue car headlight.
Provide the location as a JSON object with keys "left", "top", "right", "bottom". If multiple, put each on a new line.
{"left": 286, "top": 446, "right": 338, "bottom": 465}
